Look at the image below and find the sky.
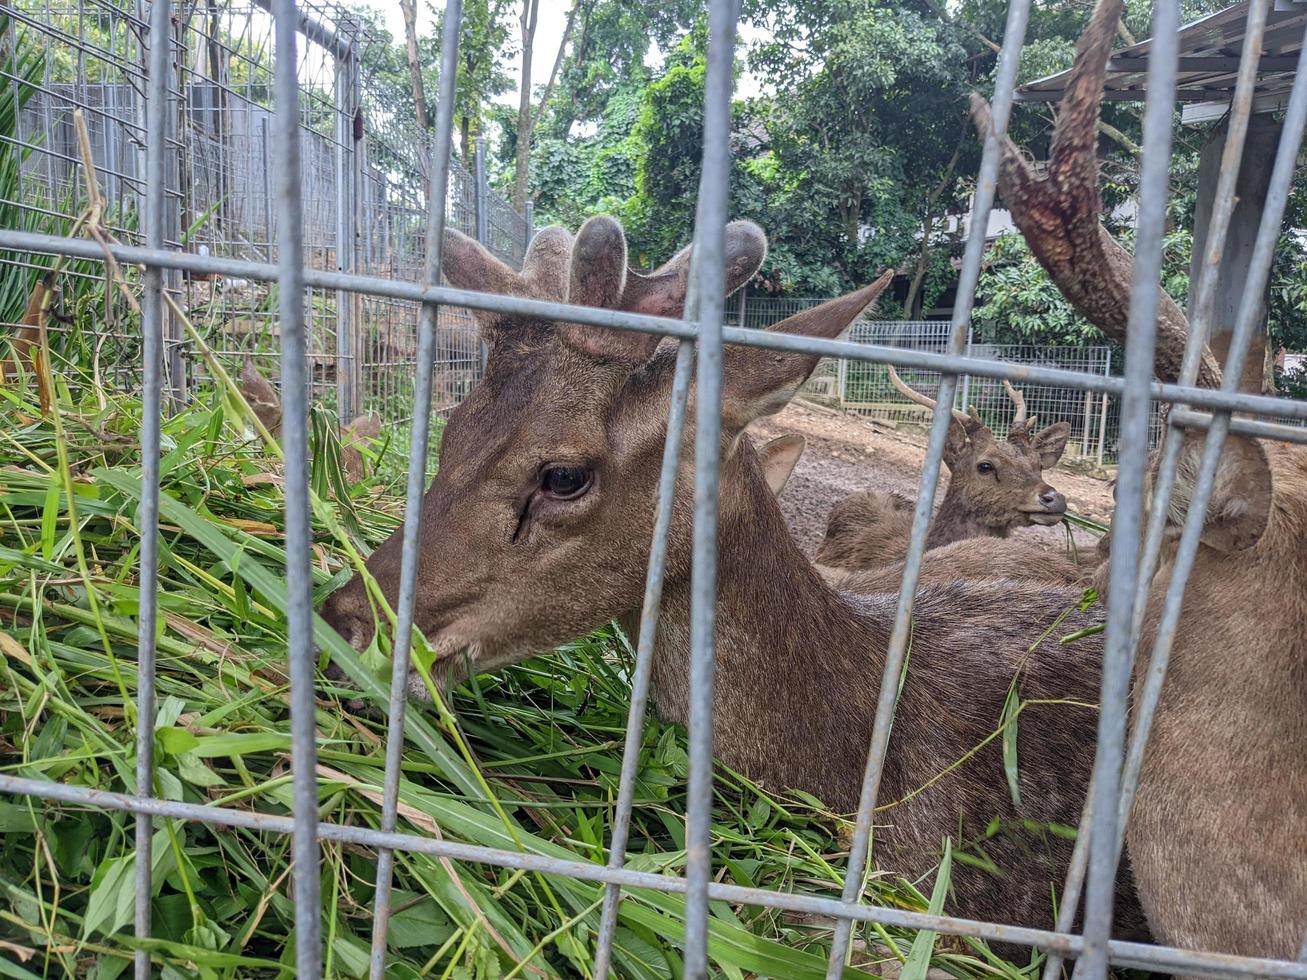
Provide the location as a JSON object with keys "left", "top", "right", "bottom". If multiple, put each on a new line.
{"left": 352, "top": 0, "right": 769, "bottom": 105}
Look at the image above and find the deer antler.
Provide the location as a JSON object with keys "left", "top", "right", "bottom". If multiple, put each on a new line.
{"left": 970, "top": 0, "right": 1221, "bottom": 388}
{"left": 887, "top": 362, "right": 980, "bottom": 428}
{"left": 1003, "top": 378, "right": 1028, "bottom": 428}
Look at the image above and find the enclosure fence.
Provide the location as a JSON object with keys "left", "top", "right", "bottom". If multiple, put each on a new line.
{"left": 740, "top": 301, "right": 1304, "bottom": 464}
{"left": 2, "top": 0, "right": 1307, "bottom": 978}
{"left": 2, "top": 0, "right": 526, "bottom": 423}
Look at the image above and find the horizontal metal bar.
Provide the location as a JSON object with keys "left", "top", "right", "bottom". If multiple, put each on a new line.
{"left": 250, "top": 0, "right": 353, "bottom": 60}
{"left": 0, "top": 774, "right": 1300, "bottom": 979}
{"left": 5, "top": 229, "right": 1307, "bottom": 425}
{"left": 1171, "top": 407, "right": 1307, "bottom": 444}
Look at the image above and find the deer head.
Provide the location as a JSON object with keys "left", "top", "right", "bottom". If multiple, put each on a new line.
{"left": 318, "top": 215, "right": 892, "bottom": 675}
{"left": 237, "top": 359, "right": 381, "bottom": 484}
{"left": 886, "top": 363, "right": 1071, "bottom": 529}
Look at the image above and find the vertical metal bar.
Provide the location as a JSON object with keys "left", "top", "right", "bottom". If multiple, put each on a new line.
{"left": 367, "top": 2, "right": 463, "bottom": 976}
{"left": 1097, "top": 352, "right": 1111, "bottom": 466}
{"left": 682, "top": 0, "right": 738, "bottom": 973}
{"left": 334, "top": 36, "right": 355, "bottom": 420}
{"left": 1081, "top": 387, "right": 1093, "bottom": 457}
{"left": 826, "top": 0, "right": 1032, "bottom": 973}
{"left": 1074, "top": 3, "right": 1179, "bottom": 976}
{"left": 133, "top": 1, "right": 170, "bottom": 976}
{"left": 1044, "top": 7, "right": 1276, "bottom": 975}
{"left": 271, "top": 1, "right": 321, "bottom": 975}
{"left": 474, "top": 135, "right": 488, "bottom": 245}
{"left": 592, "top": 339, "right": 695, "bottom": 978}
{"left": 262, "top": 115, "right": 273, "bottom": 259}
{"left": 959, "top": 324, "right": 973, "bottom": 412}
{"left": 524, "top": 199, "right": 534, "bottom": 253}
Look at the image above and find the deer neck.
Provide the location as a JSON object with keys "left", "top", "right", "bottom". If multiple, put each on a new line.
{"left": 648, "top": 452, "right": 889, "bottom": 806}
{"left": 926, "top": 482, "right": 1008, "bottom": 548}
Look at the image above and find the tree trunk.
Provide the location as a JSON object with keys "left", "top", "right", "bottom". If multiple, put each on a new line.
{"left": 513, "top": 0, "right": 538, "bottom": 213}
{"left": 902, "top": 132, "right": 966, "bottom": 318}
{"left": 399, "top": 0, "right": 429, "bottom": 130}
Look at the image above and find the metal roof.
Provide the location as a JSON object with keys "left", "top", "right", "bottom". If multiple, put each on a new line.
{"left": 1016, "top": 0, "right": 1307, "bottom": 122}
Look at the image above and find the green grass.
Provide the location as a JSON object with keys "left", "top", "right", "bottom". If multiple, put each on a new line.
{"left": 0, "top": 355, "right": 1040, "bottom": 979}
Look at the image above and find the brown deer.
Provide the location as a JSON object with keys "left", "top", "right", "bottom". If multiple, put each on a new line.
{"left": 975, "top": 0, "right": 1307, "bottom": 966}
{"left": 757, "top": 433, "right": 1085, "bottom": 588}
{"left": 318, "top": 216, "right": 1151, "bottom": 946}
{"left": 238, "top": 358, "right": 381, "bottom": 485}
{"left": 816, "top": 364, "right": 1071, "bottom": 571}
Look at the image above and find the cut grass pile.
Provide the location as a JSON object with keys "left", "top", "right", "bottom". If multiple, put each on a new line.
{"left": 0, "top": 368, "right": 1025, "bottom": 980}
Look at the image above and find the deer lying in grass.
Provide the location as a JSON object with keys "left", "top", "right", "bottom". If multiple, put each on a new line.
{"left": 976, "top": 0, "right": 1307, "bottom": 964}
{"left": 239, "top": 358, "right": 381, "bottom": 485}
{"left": 758, "top": 434, "right": 1085, "bottom": 588}
{"left": 816, "top": 365, "right": 1071, "bottom": 572}
{"left": 319, "top": 216, "right": 1151, "bottom": 944}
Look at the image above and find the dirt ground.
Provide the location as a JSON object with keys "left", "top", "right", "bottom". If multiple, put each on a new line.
{"left": 749, "top": 399, "right": 1116, "bottom": 559}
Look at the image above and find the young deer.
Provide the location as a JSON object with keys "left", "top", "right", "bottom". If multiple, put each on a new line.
{"left": 977, "top": 0, "right": 1307, "bottom": 964}
{"left": 758, "top": 435, "right": 1085, "bottom": 589}
{"left": 319, "top": 216, "right": 1150, "bottom": 943}
{"left": 239, "top": 358, "right": 381, "bottom": 485}
{"left": 816, "top": 364, "right": 1071, "bottom": 572}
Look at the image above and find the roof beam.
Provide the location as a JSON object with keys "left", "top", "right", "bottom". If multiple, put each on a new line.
{"left": 1105, "top": 55, "right": 1304, "bottom": 71}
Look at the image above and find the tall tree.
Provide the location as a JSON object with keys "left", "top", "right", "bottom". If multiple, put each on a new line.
{"left": 512, "top": 1, "right": 582, "bottom": 212}
{"left": 399, "top": 0, "right": 429, "bottom": 131}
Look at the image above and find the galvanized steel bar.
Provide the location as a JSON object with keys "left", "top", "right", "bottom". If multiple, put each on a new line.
{"left": 334, "top": 34, "right": 356, "bottom": 420}
{"left": 1040, "top": 5, "right": 1275, "bottom": 973}
{"left": 592, "top": 339, "right": 695, "bottom": 977}
{"left": 270, "top": 1, "right": 321, "bottom": 975}
{"left": 826, "top": 0, "right": 1032, "bottom": 972}
{"left": 1075, "top": 3, "right": 1179, "bottom": 975}
{"left": 683, "top": 0, "right": 739, "bottom": 970}
{"left": 5, "top": 226, "right": 1307, "bottom": 421}
{"left": 132, "top": 1, "right": 169, "bottom": 975}
{"left": 0, "top": 772, "right": 1302, "bottom": 978}
{"left": 367, "top": 2, "right": 463, "bottom": 976}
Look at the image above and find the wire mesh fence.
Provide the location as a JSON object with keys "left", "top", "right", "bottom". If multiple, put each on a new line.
{"left": 741, "top": 300, "right": 1304, "bottom": 463}
{"left": 2, "top": 0, "right": 1307, "bottom": 978}
{"left": 2, "top": 0, "right": 524, "bottom": 422}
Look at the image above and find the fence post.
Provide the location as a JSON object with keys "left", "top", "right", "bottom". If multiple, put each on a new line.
{"left": 737, "top": 283, "right": 747, "bottom": 327}
{"left": 475, "top": 136, "right": 489, "bottom": 372}
{"left": 166, "top": 12, "right": 186, "bottom": 410}
{"left": 474, "top": 136, "right": 489, "bottom": 246}
{"left": 1081, "top": 385, "right": 1093, "bottom": 458}
{"left": 958, "top": 323, "right": 974, "bottom": 412}
{"left": 1097, "top": 349, "right": 1112, "bottom": 466}
{"left": 333, "top": 29, "right": 359, "bottom": 420}
{"left": 524, "top": 199, "right": 534, "bottom": 254}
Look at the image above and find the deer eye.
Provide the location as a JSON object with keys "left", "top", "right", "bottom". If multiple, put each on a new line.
{"left": 977, "top": 461, "right": 995, "bottom": 475}
{"left": 541, "top": 466, "right": 592, "bottom": 499}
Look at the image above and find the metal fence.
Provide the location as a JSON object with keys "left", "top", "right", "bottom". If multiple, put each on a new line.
{"left": 2, "top": 0, "right": 1307, "bottom": 979}
{"left": 741, "top": 303, "right": 1306, "bottom": 464}
{"left": 2, "top": 0, "right": 525, "bottom": 422}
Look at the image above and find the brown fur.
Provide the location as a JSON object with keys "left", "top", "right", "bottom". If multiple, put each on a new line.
{"left": 237, "top": 359, "right": 380, "bottom": 485}
{"left": 757, "top": 440, "right": 1085, "bottom": 589}
{"left": 980, "top": 0, "right": 1307, "bottom": 964}
{"left": 318, "top": 218, "right": 1150, "bottom": 947}
{"left": 814, "top": 374, "right": 1071, "bottom": 571}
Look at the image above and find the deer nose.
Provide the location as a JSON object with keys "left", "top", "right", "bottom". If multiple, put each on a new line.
{"left": 1040, "top": 489, "right": 1067, "bottom": 513}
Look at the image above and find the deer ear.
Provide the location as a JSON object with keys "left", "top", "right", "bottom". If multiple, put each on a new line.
{"left": 1030, "top": 421, "right": 1071, "bottom": 468}
{"left": 757, "top": 434, "right": 804, "bottom": 496}
{"left": 239, "top": 358, "right": 282, "bottom": 435}
{"left": 1169, "top": 432, "right": 1272, "bottom": 553}
{"left": 560, "top": 216, "right": 661, "bottom": 364}
{"left": 621, "top": 221, "right": 768, "bottom": 318}
{"left": 441, "top": 228, "right": 523, "bottom": 296}
{"left": 723, "top": 271, "right": 893, "bottom": 429}
{"left": 942, "top": 419, "right": 969, "bottom": 470}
